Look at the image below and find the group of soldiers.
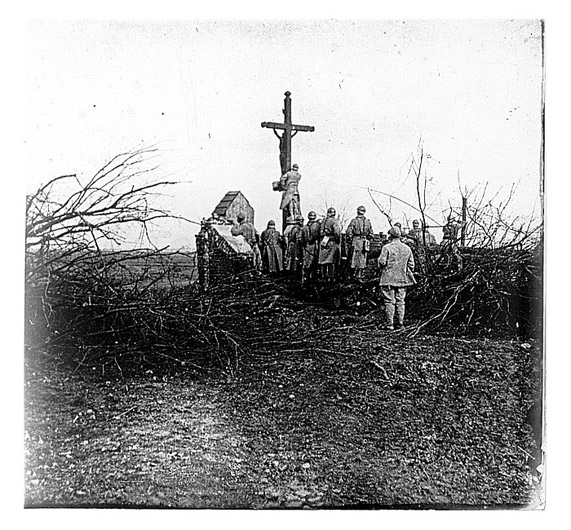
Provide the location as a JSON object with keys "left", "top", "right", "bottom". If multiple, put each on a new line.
{"left": 232, "top": 206, "right": 344, "bottom": 284}
{"left": 228, "top": 162, "right": 464, "bottom": 328}
{"left": 230, "top": 204, "right": 457, "bottom": 284}
{"left": 229, "top": 206, "right": 417, "bottom": 329}
{"left": 265, "top": 163, "right": 375, "bottom": 281}
{"left": 230, "top": 199, "right": 463, "bottom": 329}
{"left": 229, "top": 160, "right": 463, "bottom": 283}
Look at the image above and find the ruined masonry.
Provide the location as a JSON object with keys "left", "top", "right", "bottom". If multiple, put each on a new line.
{"left": 195, "top": 191, "right": 257, "bottom": 288}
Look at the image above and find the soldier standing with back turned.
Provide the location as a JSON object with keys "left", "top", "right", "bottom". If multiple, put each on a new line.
{"left": 279, "top": 163, "right": 302, "bottom": 224}
{"left": 378, "top": 226, "right": 416, "bottom": 330}
{"left": 346, "top": 205, "right": 374, "bottom": 282}
{"left": 318, "top": 207, "right": 342, "bottom": 282}
{"left": 283, "top": 217, "right": 303, "bottom": 278}
{"left": 260, "top": 220, "right": 283, "bottom": 274}
{"left": 300, "top": 211, "right": 321, "bottom": 284}
{"left": 231, "top": 212, "right": 261, "bottom": 271}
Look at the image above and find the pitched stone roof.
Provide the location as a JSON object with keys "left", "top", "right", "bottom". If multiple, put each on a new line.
{"left": 212, "top": 191, "right": 243, "bottom": 217}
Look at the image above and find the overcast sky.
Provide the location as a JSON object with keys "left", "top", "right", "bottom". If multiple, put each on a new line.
{"left": 25, "top": 19, "right": 543, "bottom": 248}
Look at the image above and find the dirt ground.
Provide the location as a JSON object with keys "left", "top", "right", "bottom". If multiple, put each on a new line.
{"left": 24, "top": 312, "right": 543, "bottom": 510}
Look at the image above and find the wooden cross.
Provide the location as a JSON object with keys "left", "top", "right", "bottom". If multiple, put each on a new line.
{"left": 261, "top": 91, "right": 315, "bottom": 176}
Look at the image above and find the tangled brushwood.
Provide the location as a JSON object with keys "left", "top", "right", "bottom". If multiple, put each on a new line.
{"left": 24, "top": 149, "right": 300, "bottom": 374}
{"left": 25, "top": 150, "right": 543, "bottom": 376}
{"left": 406, "top": 245, "right": 543, "bottom": 337}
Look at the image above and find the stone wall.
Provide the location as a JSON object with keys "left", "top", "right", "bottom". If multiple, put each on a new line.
{"left": 195, "top": 222, "right": 254, "bottom": 288}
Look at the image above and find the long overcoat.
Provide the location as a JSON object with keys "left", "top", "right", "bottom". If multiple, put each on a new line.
{"left": 284, "top": 224, "right": 303, "bottom": 272}
{"left": 260, "top": 227, "right": 283, "bottom": 273}
{"left": 279, "top": 170, "right": 301, "bottom": 211}
{"left": 346, "top": 215, "right": 373, "bottom": 269}
{"left": 318, "top": 216, "right": 341, "bottom": 265}
{"left": 300, "top": 220, "right": 321, "bottom": 269}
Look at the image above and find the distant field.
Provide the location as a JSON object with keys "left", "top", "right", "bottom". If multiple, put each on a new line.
{"left": 86, "top": 250, "right": 198, "bottom": 290}
{"left": 122, "top": 251, "right": 197, "bottom": 289}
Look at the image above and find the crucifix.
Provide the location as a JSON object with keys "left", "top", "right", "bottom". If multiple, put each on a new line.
{"left": 262, "top": 91, "right": 315, "bottom": 231}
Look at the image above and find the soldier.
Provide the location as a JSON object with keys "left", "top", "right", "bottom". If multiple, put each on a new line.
{"left": 441, "top": 218, "right": 463, "bottom": 270}
{"left": 300, "top": 211, "right": 321, "bottom": 284}
{"left": 260, "top": 220, "right": 283, "bottom": 274}
{"left": 231, "top": 212, "right": 261, "bottom": 270}
{"left": 422, "top": 224, "right": 438, "bottom": 247}
{"left": 318, "top": 207, "right": 342, "bottom": 282}
{"left": 407, "top": 219, "right": 422, "bottom": 244}
{"left": 283, "top": 217, "right": 303, "bottom": 277}
{"left": 278, "top": 163, "right": 302, "bottom": 224}
{"left": 378, "top": 226, "right": 416, "bottom": 330}
{"left": 346, "top": 205, "right": 374, "bottom": 281}
{"left": 405, "top": 219, "right": 428, "bottom": 271}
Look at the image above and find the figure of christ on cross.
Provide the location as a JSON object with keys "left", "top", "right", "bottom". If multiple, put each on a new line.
{"left": 261, "top": 91, "right": 315, "bottom": 231}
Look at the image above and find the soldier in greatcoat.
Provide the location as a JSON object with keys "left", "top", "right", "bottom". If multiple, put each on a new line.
{"left": 279, "top": 163, "right": 302, "bottom": 224}
{"left": 318, "top": 207, "right": 342, "bottom": 282}
{"left": 406, "top": 220, "right": 423, "bottom": 246}
{"left": 300, "top": 211, "right": 321, "bottom": 284}
{"left": 404, "top": 219, "right": 427, "bottom": 271}
{"left": 231, "top": 212, "right": 261, "bottom": 270}
{"left": 441, "top": 218, "right": 463, "bottom": 270}
{"left": 346, "top": 205, "right": 374, "bottom": 281}
{"left": 260, "top": 220, "right": 283, "bottom": 274}
{"left": 283, "top": 217, "right": 303, "bottom": 277}
{"left": 422, "top": 226, "right": 438, "bottom": 247}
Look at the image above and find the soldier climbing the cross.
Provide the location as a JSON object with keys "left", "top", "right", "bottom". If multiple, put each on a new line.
{"left": 278, "top": 163, "right": 302, "bottom": 224}
{"left": 262, "top": 91, "right": 314, "bottom": 232}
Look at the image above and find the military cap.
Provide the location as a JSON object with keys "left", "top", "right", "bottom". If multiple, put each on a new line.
{"left": 388, "top": 226, "right": 401, "bottom": 238}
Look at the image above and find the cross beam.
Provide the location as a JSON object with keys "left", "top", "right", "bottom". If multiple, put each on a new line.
{"left": 261, "top": 91, "right": 315, "bottom": 175}
{"left": 261, "top": 121, "right": 315, "bottom": 133}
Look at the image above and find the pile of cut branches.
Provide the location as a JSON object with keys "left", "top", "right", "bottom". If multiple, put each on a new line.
{"left": 26, "top": 260, "right": 308, "bottom": 376}
{"left": 365, "top": 141, "right": 543, "bottom": 338}
{"left": 25, "top": 149, "right": 209, "bottom": 374}
{"left": 407, "top": 245, "right": 542, "bottom": 336}
{"left": 26, "top": 146, "right": 543, "bottom": 378}
{"left": 25, "top": 148, "right": 324, "bottom": 376}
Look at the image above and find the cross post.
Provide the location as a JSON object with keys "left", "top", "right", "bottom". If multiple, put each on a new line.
{"left": 261, "top": 91, "right": 315, "bottom": 231}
